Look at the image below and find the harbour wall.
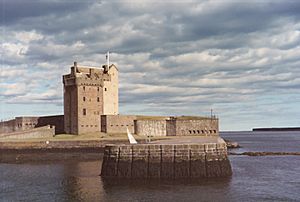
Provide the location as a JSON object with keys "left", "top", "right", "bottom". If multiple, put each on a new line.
{"left": 101, "top": 143, "right": 232, "bottom": 178}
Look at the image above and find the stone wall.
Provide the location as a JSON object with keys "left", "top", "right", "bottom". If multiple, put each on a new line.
{"left": 175, "top": 118, "right": 219, "bottom": 136}
{"left": 0, "top": 115, "right": 64, "bottom": 135}
{"left": 135, "top": 120, "right": 167, "bottom": 136}
{"left": 0, "top": 125, "right": 55, "bottom": 139}
{"left": 166, "top": 119, "right": 176, "bottom": 136}
{"left": 101, "top": 115, "right": 136, "bottom": 134}
{"left": 0, "top": 117, "right": 39, "bottom": 134}
{"left": 36, "top": 115, "right": 64, "bottom": 134}
{"left": 101, "top": 142, "right": 232, "bottom": 178}
{"left": 0, "top": 119, "right": 17, "bottom": 134}
{"left": 135, "top": 116, "right": 219, "bottom": 137}
{"left": 15, "top": 117, "right": 39, "bottom": 131}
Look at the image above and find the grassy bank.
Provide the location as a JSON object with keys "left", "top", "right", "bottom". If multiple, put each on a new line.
{"left": 0, "top": 132, "right": 170, "bottom": 142}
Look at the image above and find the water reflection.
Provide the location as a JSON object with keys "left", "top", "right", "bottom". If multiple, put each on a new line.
{"left": 60, "top": 161, "right": 104, "bottom": 201}
{"left": 101, "top": 177, "right": 233, "bottom": 202}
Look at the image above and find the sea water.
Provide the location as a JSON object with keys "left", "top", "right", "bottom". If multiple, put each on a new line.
{"left": 1, "top": 131, "right": 300, "bottom": 201}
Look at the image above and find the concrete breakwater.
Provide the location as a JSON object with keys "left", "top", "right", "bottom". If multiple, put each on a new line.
{"left": 101, "top": 143, "right": 232, "bottom": 178}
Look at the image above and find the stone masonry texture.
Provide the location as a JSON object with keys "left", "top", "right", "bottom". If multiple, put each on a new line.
{"left": 101, "top": 143, "right": 232, "bottom": 179}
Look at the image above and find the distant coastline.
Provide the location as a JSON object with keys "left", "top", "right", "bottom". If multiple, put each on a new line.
{"left": 253, "top": 127, "right": 300, "bottom": 132}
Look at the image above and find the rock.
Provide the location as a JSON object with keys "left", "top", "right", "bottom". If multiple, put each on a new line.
{"left": 224, "top": 139, "right": 240, "bottom": 149}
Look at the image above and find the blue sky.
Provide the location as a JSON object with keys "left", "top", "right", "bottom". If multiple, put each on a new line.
{"left": 1, "top": 0, "right": 300, "bottom": 131}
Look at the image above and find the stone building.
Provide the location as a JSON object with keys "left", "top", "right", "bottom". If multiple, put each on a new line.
{"left": 63, "top": 62, "right": 118, "bottom": 134}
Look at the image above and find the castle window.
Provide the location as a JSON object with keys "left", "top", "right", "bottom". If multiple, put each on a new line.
{"left": 193, "top": 130, "right": 196, "bottom": 134}
{"left": 95, "top": 125, "right": 97, "bottom": 127}
{"left": 97, "top": 97, "right": 100, "bottom": 102}
{"left": 214, "top": 130, "right": 217, "bottom": 133}
{"left": 97, "top": 87, "right": 100, "bottom": 91}
{"left": 81, "top": 125, "right": 84, "bottom": 127}
{"left": 83, "top": 86, "right": 85, "bottom": 91}
{"left": 201, "top": 130, "right": 204, "bottom": 134}
{"left": 83, "top": 108, "right": 86, "bottom": 115}
{"left": 189, "top": 130, "right": 192, "bottom": 134}
{"left": 83, "top": 97, "right": 86, "bottom": 102}
{"left": 105, "top": 88, "right": 107, "bottom": 91}
{"left": 197, "top": 130, "right": 200, "bottom": 134}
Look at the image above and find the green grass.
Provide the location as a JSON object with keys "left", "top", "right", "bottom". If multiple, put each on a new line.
{"left": 0, "top": 132, "right": 172, "bottom": 142}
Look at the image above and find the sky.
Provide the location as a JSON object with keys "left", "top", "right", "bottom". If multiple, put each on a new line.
{"left": 1, "top": 0, "right": 300, "bottom": 131}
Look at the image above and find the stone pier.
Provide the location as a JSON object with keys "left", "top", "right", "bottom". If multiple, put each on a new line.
{"left": 101, "top": 140, "right": 232, "bottom": 179}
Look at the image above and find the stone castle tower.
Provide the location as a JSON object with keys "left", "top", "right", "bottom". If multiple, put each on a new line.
{"left": 63, "top": 61, "right": 118, "bottom": 134}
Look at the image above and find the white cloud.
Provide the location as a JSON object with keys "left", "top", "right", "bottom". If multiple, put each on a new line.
{"left": 15, "top": 31, "right": 44, "bottom": 43}
{"left": 1, "top": 0, "right": 300, "bottom": 130}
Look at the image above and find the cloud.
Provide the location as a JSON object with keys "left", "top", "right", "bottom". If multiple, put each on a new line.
{"left": 0, "top": 0, "right": 91, "bottom": 25}
{"left": 1, "top": 0, "right": 300, "bottom": 130}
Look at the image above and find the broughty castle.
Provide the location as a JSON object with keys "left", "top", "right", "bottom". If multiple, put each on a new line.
{"left": 63, "top": 61, "right": 118, "bottom": 134}
{"left": 0, "top": 53, "right": 219, "bottom": 138}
